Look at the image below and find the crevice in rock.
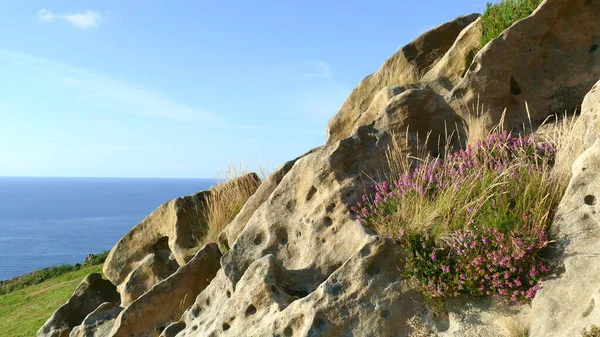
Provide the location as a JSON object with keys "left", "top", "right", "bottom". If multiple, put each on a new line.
{"left": 510, "top": 76, "right": 522, "bottom": 96}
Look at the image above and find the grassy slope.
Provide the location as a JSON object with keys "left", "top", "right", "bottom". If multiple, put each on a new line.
{"left": 0, "top": 265, "right": 103, "bottom": 337}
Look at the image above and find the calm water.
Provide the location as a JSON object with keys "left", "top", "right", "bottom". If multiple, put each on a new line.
{"left": 0, "top": 177, "right": 216, "bottom": 281}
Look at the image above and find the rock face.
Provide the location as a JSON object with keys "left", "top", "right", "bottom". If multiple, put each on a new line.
{"left": 109, "top": 243, "right": 221, "bottom": 337}
{"left": 450, "top": 0, "right": 600, "bottom": 130}
{"left": 528, "top": 140, "right": 600, "bottom": 336}
{"left": 421, "top": 17, "right": 483, "bottom": 94}
{"left": 168, "top": 85, "right": 464, "bottom": 335}
{"left": 37, "top": 274, "right": 120, "bottom": 337}
{"left": 69, "top": 303, "right": 123, "bottom": 337}
{"left": 326, "top": 13, "right": 479, "bottom": 145}
{"left": 103, "top": 173, "right": 260, "bottom": 306}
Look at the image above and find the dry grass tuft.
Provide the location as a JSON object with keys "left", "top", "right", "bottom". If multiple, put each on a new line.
{"left": 496, "top": 315, "right": 529, "bottom": 337}
{"left": 200, "top": 164, "right": 264, "bottom": 245}
{"left": 581, "top": 324, "right": 600, "bottom": 337}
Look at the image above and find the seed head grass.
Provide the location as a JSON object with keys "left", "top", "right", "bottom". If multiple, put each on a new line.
{"left": 200, "top": 164, "right": 264, "bottom": 245}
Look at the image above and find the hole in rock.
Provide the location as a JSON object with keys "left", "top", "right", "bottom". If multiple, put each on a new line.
{"left": 366, "top": 261, "right": 382, "bottom": 276}
{"left": 271, "top": 285, "right": 279, "bottom": 294}
{"left": 591, "top": 44, "right": 599, "bottom": 53}
{"left": 306, "top": 186, "right": 318, "bottom": 202}
{"left": 191, "top": 306, "right": 202, "bottom": 317}
{"left": 245, "top": 305, "right": 257, "bottom": 316}
{"left": 510, "top": 76, "right": 522, "bottom": 96}
{"left": 191, "top": 325, "right": 198, "bottom": 331}
{"left": 223, "top": 323, "right": 230, "bottom": 331}
{"left": 583, "top": 298, "right": 595, "bottom": 318}
{"left": 585, "top": 195, "right": 597, "bottom": 206}
{"left": 381, "top": 310, "right": 390, "bottom": 319}
{"left": 325, "top": 203, "right": 336, "bottom": 213}
{"left": 206, "top": 298, "right": 211, "bottom": 306}
{"left": 323, "top": 217, "right": 333, "bottom": 227}
{"left": 284, "top": 326, "right": 294, "bottom": 336}
{"left": 253, "top": 233, "right": 263, "bottom": 245}
{"left": 277, "top": 229, "right": 289, "bottom": 245}
{"left": 226, "top": 290, "right": 231, "bottom": 298}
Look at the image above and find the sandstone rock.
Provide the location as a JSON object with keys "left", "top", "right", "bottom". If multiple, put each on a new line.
{"left": 529, "top": 140, "right": 600, "bottom": 337}
{"left": 217, "top": 153, "right": 316, "bottom": 252}
{"left": 168, "top": 93, "right": 464, "bottom": 336}
{"left": 580, "top": 79, "right": 600, "bottom": 149}
{"left": 326, "top": 13, "right": 479, "bottom": 145}
{"left": 37, "top": 274, "right": 120, "bottom": 337}
{"left": 109, "top": 243, "right": 221, "bottom": 337}
{"left": 118, "top": 252, "right": 179, "bottom": 306}
{"left": 352, "top": 88, "right": 466, "bottom": 157}
{"left": 69, "top": 302, "right": 122, "bottom": 337}
{"left": 422, "top": 17, "right": 483, "bottom": 94}
{"left": 176, "top": 238, "right": 424, "bottom": 336}
{"left": 450, "top": 0, "right": 600, "bottom": 131}
{"left": 103, "top": 173, "right": 259, "bottom": 305}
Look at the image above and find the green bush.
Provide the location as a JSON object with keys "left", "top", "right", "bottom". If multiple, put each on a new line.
{"left": 481, "top": 0, "right": 544, "bottom": 47}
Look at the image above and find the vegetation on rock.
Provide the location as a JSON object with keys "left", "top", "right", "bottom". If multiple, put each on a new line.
{"left": 0, "top": 250, "right": 109, "bottom": 295}
{"left": 352, "top": 130, "right": 565, "bottom": 311}
{"left": 200, "top": 164, "right": 263, "bottom": 245}
{"left": 480, "top": 0, "right": 543, "bottom": 47}
{"left": 0, "top": 264, "right": 103, "bottom": 337}
{"left": 581, "top": 325, "right": 600, "bottom": 337}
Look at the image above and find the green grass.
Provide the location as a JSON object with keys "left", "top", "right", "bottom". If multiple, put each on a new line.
{"left": 0, "top": 264, "right": 103, "bottom": 337}
{"left": 480, "top": 0, "right": 544, "bottom": 47}
{"left": 0, "top": 250, "right": 109, "bottom": 295}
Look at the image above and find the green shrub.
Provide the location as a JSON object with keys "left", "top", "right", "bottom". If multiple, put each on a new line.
{"left": 481, "top": 0, "right": 544, "bottom": 47}
{"left": 581, "top": 325, "right": 600, "bottom": 337}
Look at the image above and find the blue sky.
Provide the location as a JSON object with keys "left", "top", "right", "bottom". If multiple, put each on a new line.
{"left": 0, "top": 0, "right": 489, "bottom": 178}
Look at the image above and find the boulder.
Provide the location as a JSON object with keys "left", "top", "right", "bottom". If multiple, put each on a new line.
{"left": 37, "top": 274, "right": 120, "bottom": 337}
{"left": 450, "top": 0, "right": 600, "bottom": 131}
{"left": 108, "top": 243, "right": 221, "bottom": 337}
{"left": 529, "top": 140, "right": 600, "bottom": 336}
{"left": 103, "top": 173, "right": 260, "bottom": 305}
{"left": 326, "top": 13, "right": 480, "bottom": 145}
{"left": 69, "top": 302, "right": 123, "bottom": 337}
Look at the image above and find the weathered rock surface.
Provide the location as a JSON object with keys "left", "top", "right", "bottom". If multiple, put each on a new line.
{"left": 69, "top": 303, "right": 123, "bottom": 337}
{"left": 37, "top": 274, "right": 120, "bottom": 337}
{"left": 109, "top": 243, "right": 221, "bottom": 337}
{"left": 168, "top": 85, "right": 464, "bottom": 336}
{"left": 103, "top": 173, "right": 260, "bottom": 305}
{"left": 218, "top": 153, "right": 314, "bottom": 252}
{"left": 326, "top": 13, "right": 479, "bottom": 145}
{"left": 422, "top": 17, "right": 483, "bottom": 94}
{"left": 529, "top": 140, "right": 600, "bottom": 337}
{"left": 451, "top": 0, "right": 600, "bottom": 131}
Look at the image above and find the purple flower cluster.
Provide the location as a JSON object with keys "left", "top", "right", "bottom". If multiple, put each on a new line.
{"left": 351, "top": 131, "right": 557, "bottom": 229}
{"left": 350, "top": 131, "right": 558, "bottom": 310}
{"left": 399, "top": 226, "right": 550, "bottom": 308}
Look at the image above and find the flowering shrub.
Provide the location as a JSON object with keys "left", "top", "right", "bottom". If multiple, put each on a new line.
{"left": 351, "top": 131, "right": 563, "bottom": 310}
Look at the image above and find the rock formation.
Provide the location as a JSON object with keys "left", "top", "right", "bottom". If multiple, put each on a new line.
{"left": 37, "top": 274, "right": 119, "bottom": 337}
{"left": 39, "top": 0, "right": 600, "bottom": 336}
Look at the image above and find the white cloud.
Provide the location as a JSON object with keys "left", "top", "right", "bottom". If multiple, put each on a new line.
{"left": 0, "top": 49, "right": 224, "bottom": 123}
{"left": 37, "top": 9, "right": 56, "bottom": 22}
{"left": 37, "top": 9, "right": 103, "bottom": 29}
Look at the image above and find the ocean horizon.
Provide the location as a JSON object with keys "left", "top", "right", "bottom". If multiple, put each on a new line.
{"left": 0, "top": 176, "right": 217, "bottom": 281}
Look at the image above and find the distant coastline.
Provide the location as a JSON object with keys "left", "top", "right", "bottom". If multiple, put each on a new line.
{"left": 0, "top": 177, "right": 216, "bottom": 280}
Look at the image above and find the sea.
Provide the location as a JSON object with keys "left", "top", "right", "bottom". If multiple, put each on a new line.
{"left": 0, "top": 177, "right": 216, "bottom": 281}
